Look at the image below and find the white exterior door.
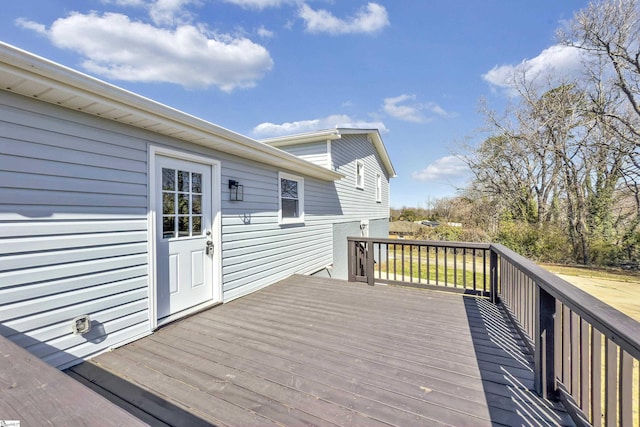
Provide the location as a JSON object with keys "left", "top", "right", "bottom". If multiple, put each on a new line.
{"left": 155, "top": 155, "right": 215, "bottom": 320}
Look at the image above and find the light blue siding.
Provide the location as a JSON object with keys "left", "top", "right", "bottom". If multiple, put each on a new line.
{"left": 278, "top": 141, "right": 330, "bottom": 169}
{"left": 264, "top": 133, "right": 392, "bottom": 280}
{"left": 331, "top": 134, "right": 390, "bottom": 221}
{"left": 0, "top": 91, "right": 151, "bottom": 369}
{"left": 0, "top": 90, "right": 344, "bottom": 367}
{"left": 0, "top": 86, "right": 392, "bottom": 369}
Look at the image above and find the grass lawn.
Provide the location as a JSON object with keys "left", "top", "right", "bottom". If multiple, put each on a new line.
{"left": 540, "top": 263, "right": 640, "bottom": 323}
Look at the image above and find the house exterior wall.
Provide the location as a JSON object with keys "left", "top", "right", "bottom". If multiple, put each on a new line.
{"left": 331, "top": 134, "right": 390, "bottom": 221}
{"left": 0, "top": 90, "right": 339, "bottom": 368}
{"left": 276, "top": 141, "right": 331, "bottom": 169}
{"left": 278, "top": 133, "right": 391, "bottom": 279}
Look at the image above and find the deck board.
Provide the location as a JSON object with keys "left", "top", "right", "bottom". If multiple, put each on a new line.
{"left": 69, "top": 275, "right": 575, "bottom": 426}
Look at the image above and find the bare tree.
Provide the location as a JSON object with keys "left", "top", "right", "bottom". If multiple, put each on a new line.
{"left": 559, "top": 0, "right": 640, "bottom": 139}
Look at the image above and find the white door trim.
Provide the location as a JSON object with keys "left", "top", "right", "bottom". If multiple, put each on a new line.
{"left": 148, "top": 145, "right": 222, "bottom": 330}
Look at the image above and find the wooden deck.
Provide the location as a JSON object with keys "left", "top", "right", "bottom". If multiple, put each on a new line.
{"left": 68, "top": 275, "right": 575, "bottom": 426}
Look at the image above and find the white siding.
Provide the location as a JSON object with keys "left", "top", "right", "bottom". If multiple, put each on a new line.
{"left": 0, "top": 91, "right": 150, "bottom": 369}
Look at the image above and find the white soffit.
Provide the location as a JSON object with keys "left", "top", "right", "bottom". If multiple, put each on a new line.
{"left": 0, "top": 42, "right": 342, "bottom": 182}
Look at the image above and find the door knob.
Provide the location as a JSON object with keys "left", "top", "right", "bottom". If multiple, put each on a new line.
{"left": 206, "top": 240, "right": 214, "bottom": 255}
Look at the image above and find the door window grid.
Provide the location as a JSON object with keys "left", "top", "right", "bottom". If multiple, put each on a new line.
{"left": 162, "top": 168, "right": 203, "bottom": 239}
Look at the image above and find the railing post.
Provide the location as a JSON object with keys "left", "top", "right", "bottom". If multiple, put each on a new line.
{"left": 490, "top": 249, "right": 498, "bottom": 304}
{"left": 347, "top": 238, "right": 355, "bottom": 282}
{"left": 534, "top": 284, "right": 557, "bottom": 399}
{"left": 366, "top": 241, "right": 375, "bottom": 286}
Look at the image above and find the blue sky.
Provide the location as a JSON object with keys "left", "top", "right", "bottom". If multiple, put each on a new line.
{"left": 0, "top": 0, "right": 590, "bottom": 208}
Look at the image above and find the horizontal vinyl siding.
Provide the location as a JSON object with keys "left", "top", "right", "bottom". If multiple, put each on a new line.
{"left": 0, "top": 91, "right": 150, "bottom": 369}
{"left": 220, "top": 164, "right": 335, "bottom": 300}
{"left": 332, "top": 134, "right": 390, "bottom": 221}
{"left": 279, "top": 141, "right": 330, "bottom": 169}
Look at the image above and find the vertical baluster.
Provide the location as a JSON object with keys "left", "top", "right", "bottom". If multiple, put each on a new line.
{"left": 472, "top": 248, "right": 477, "bottom": 291}
{"left": 592, "top": 329, "right": 603, "bottom": 427}
{"left": 417, "top": 245, "right": 422, "bottom": 284}
{"left": 619, "top": 350, "right": 632, "bottom": 427}
{"left": 435, "top": 246, "right": 439, "bottom": 285}
{"left": 605, "top": 339, "right": 618, "bottom": 427}
{"left": 483, "top": 249, "right": 487, "bottom": 293}
{"left": 444, "top": 247, "right": 448, "bottom": 286}
{"left": 400, "top": 244, "right": 405, "bottom": 280}
{"left": 563, "top": 305, "right": 571, "bottom": 390}
{"left": 454, "top": 248, "right": 458, "bottom": 288}
{"left": 580, "top": 319, "right": 590, "bottom": 416}
{"left": 571, "top": 311, "right": 580, "bottom": 401}
{"left": 426, "top": 246, "right": 431, "bottom": 284}
{"left": 409, "top": 244, "right": 413, "bottom": 282}
{"left": 393, "top": 242, "right": 397, "bottom": 281}
{"left": 524, "top": 277, "right": 530, "bottom": 335}
{"left": 555, "top": 300, "right": 563, "bottom": 395}
{"left": 385, "top": 242, "right": 389, "bottom": 280}
{"left": 463, "top": 248, "right": 467, "bottom": 289}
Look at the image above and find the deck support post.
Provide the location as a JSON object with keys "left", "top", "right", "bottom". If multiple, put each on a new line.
{"left": 489, "top": 249, "right": 498, "bottom": 304}
{"left": 534, "top": 285, "right": 557, "bottom": 399}
{"left": 366, "top": 241, "right": 375, "bottom": 286}
{"left": 347, "top": 239, "right": 355, "bottom": 282}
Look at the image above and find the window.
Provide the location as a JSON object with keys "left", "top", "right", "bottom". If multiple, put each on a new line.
{"left": 376, "top": 173, "right": 382, "bottom": 203}
{"left": 279, "top": 172, "right": 304, "bottom": 224}
{"left": 356, "top": 160, "right": 364, "bottom": 189}
{"left": 162, "top": 167, "right": 203, "bottom": 238}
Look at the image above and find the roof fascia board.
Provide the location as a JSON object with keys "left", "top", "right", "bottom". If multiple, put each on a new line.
{"left": 0, "top": 42, "right": 342, "bottom": 182}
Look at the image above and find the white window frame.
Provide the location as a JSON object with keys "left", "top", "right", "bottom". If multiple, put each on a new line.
{"left": 355, "top": 160, "right": 365, "bottom": 189}
{"left": 278, "top": 172, "right": 304, "bottom": 224}
{"left": 376, "top": 173, "right": 382, "bottom": 203}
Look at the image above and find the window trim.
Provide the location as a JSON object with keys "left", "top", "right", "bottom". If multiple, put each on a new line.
{"left": 278, "top": 172, "right": 304, "bottom": 224}
{"left": 376, "top": 173, "right": 382, "bottom": 203}
{"left": 355, "top": 159, "right": 365, "bottom": 189}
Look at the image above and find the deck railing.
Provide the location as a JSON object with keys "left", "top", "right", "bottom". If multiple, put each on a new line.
{"left": 348, "top": 237, "right": 640, "bottom": 426}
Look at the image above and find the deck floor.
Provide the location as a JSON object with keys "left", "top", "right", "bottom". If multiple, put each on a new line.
{"left": 68, "top": 275, "right": 574, "bottom": 426}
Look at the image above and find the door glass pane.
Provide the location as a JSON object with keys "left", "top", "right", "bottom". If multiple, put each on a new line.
{"left": 192, "top": 173, "right": 202, "bottom": 193}
{"left": 178, "top": 194, "right": 190, "bottom": 215}
{"left": 162, "top": 168, "right": 175, "bottom": 191}
{"left": 178, "top": 170, "right": 190, "bottom": 192}
{"left": 178, "top": 216, "right": 190, "bottom": 236}
{"left": 192, "top": 216, "right": 202, "bottom": 234}
{"left": 163, "top": 193, "right": 175, "bottom": 214}
{"left": 163, "top": 216, "right": 175, "bottom": 238}
{"left": 192, "top": 195, "right": 202, "bottom": 214}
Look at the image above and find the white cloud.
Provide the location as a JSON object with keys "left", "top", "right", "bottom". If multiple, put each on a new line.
{"left": 299, "top": 2, "right": 389, "bottom": 35}
{"left": 252, "top": 114, "right": 387, "bottom": 137}
{"left": 17, "top": 12, "right": 273, "bottom": 91}
{"left": 101, "top": 0, "right": 147, "bottom": 6}
{"left": 412, "top": 155, "right": 469, "bottom": 182}
{"left": 483, "top": 44, "right": 585, "bottom": 94}
{"left": 15, "top": 18, "right": 47, "bottom": 35}
{"left": 148, "top": 0, "right": 196, "bottom": 25}
{"left": 383, "top": 94, "right": 424, "bottom": 122}
{"left": 222, "top": 0, "right": 294, "bottom": 9}
{"left": 257, "top": 25, "right": 275, "bottom": 38}
{"left": 383, "top": 94, "right": 455, "bottom": 123}
{"left": 101, "top": 0, "right": 196, "bottom": 25}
